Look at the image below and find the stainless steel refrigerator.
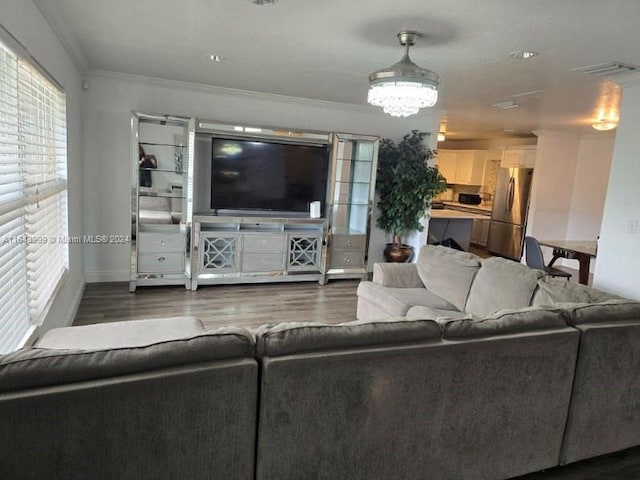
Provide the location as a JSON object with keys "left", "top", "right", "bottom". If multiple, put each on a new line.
{"left": 487, "top": 167, "right": 534, "bottom": 260}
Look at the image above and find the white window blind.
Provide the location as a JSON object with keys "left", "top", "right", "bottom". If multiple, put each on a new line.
{"left": 0, "top": 35, "right": 68, "bottom": 353}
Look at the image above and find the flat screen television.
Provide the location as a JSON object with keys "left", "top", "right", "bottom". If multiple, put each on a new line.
{"left": 210, "top": 137, "right": 329, "bottom": 215}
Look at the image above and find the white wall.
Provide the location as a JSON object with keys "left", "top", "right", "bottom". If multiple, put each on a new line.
{"left": 525, "top": 131, "right": 613, "bottom": 272}
{"left": 526, "top": 132, "right": 580, "bottom": 246}
{"left": 83, "top": 72, "right": 441, "bottom": 280}
{"left": 2, "top": 0, "right": 85, "bottom": 333}
{"left": 566, "top": 134, "right": 615, "bottom": 241}
{"left": 594, "top": 76, "right": 640, "bottom": 299}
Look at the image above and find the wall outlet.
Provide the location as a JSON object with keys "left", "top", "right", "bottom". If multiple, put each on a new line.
{"left": 627, "top": 219, "right": 639, "bottom": 235}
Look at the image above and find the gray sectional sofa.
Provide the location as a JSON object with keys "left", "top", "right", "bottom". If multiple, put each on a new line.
{"left": 2, "top": 245, "right": 640, "bottom": 480}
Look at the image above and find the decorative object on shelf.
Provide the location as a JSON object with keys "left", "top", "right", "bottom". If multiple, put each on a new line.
{"left": 367, "top": 30, "right": 440, "bottom": 117}
{"left": 376, "top": 130, "right": 447, "bottom": 262}
{"left": 138, "top": 144, "right": 157, "bottom": 187}
{"left": 173, "top": 134, "right": 184, "bottom": 173}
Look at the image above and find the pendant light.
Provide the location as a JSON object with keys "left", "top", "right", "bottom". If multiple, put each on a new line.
{"left": 367, "top": 30, "right": 440, "bottom": 117}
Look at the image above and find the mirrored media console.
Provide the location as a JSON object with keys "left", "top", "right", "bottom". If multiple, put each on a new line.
{"left": 130, "top": 114, "right": 379, "bottom": 290}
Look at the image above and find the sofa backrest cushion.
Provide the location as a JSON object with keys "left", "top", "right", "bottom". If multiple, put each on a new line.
{"left": 555, "top": 299, "right": 640, "bottom": 327}
{"left": 255, "top": 318, "right": 441, "bottom": 357}
{"left": 532, "top": 277, "right": 622, "bottom": 306}
{"left": 465, "top": 257, "right": 546, "bottom": 317}
{"left": 416, "top": 245, "right": 482, "bottom": 311}
{"left": 442, "top": 306, "right": 568, "bottom": 339}
{"left": 0, "top": 326, "right": 255, "bottom": 393}
{"left": 36, "top": 316, "right": 206, "bottom": 350}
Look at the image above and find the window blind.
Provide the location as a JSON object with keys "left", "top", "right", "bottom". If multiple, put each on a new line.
{"left": 0, "top": 35, "right": 67, "bottom": 353}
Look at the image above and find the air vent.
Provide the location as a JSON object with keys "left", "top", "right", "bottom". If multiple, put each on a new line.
{"left": 571, "top": 62, "right": 640, "bottom": 77}
{"left": 492, "top": 101, "right": 519, "bottom": 110}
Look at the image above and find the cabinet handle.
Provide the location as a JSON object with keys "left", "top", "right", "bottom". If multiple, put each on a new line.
{"left": 159, "top": 240, "right": 166, "bottom": 245}
{"left": 158, "top": 257, "right": 166, "bottom": 263}
{"left": 346, "top": 241, "right": 352, "bottom": 247}
{"left": 345, "top": 257, "right": 351, "bottom": 263}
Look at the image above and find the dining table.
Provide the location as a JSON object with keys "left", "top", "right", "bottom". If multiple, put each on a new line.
{"left": 538, "top": 240, "right": 597, "bottom": 285}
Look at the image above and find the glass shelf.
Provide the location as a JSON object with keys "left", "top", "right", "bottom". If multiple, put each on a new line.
{"left": 139, "top": 168, "right": 186, "bottom": 174}
{"left": 139, "top": 142, "right": 187, "bottom": 148}
{"left": 334, "top": 159, "right": 373, "bottom": 183}
{"left": 139, "top": 191, "right": 184, "bottom": 199}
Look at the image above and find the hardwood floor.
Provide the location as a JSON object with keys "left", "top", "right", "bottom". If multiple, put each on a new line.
{"left": 74, "top": 280, "right": 360, "bottom": 330}
{"left": 74, "top": 280, "right": 640, "bottom": 479}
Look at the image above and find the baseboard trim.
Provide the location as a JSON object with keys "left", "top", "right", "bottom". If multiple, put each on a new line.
{"left": 86, "top": 270, "right": 129, "bottom": 283}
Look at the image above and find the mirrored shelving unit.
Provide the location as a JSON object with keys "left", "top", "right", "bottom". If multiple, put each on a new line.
{"left": 325, "top": 133, "right": 379, "bottom": 280}
{"left": 130, "top": 112, "right": 195, "bottom": 291}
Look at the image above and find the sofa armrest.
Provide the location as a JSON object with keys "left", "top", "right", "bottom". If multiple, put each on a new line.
{"left": 372, "top": 263, "right": 424, "bottom": 288}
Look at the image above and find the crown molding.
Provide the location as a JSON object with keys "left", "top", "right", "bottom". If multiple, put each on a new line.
{"left": 87, "top": 69, "right": 442, "bottom": 119}
{"left": 32, "top": 0, "right": 89, "bottom": 74}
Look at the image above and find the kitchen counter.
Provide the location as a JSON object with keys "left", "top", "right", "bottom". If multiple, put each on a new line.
{"left": 430, "top": 209, "right": 490, "bottom": 220}
{"left": 443, "top": 201, "right": 493, "bottom": 214}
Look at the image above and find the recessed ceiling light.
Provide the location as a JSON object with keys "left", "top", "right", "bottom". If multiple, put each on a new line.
{"left": 592, "top": 120, "right": 618, "bottom": 131}
{"left": 510, "top": 51, "right": 538, "bottom": 60}
{"left": 209, "top": 54, "right": 225, "bottom": 62}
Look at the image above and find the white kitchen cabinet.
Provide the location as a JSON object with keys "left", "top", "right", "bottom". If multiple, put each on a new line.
{"left": 501, "top": 146, "right": 537, "bottom": 168}
{"left": 478, "top": 218, "right": 491, "bottom": 247}
{"left": 436, "top": 151, "right": 458, "bottom": 184}
{"left": 471, "top": 217, "right": 491, "bottom": 247}
{"left": 437, "top": 150, "right": 486, "bottom": 185}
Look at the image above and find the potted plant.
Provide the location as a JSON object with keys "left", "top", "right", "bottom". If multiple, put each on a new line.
{"left": 376, "top": 130, "right": 447, "bottom": 262}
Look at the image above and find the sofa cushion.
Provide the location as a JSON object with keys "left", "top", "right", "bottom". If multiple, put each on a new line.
{"left": 36, "top": 316, "right": 205, "bottom": 349}
{"left": 442, "top": 306, "right": 568, "bottom": 339}
{"left": 416, "top": 245, "right": 482, "bottom": 311}
{"left": 0, "top": 324, "right": 255, "bottom": 393}
{"left": 357, "top": 281, "right": 458, "bottom": 317}
{"left": 406, "top": 305, "right": 473, "bottom": 322}
{"left": 372, "top": 263, "right": 424, "bottom": 288}
{"left": 465, "top": 257, "right": 546, "bottom": 318}
{"left": 556, "top": 299, "right": 640, "bottom": 327}
{"left": 255, "top": 318, "right": 441, "bottom": 357}
{"left": 531, "top": 277, "right": 622, "bottom": 307}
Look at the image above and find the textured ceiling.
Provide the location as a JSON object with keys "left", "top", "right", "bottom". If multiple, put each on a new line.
{"left": 34, "top": 0, "right": 640, "bottom": 139}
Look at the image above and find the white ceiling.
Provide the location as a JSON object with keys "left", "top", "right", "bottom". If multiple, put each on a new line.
{"left": 34, "top": 0, "right": 640, "bottom": 140}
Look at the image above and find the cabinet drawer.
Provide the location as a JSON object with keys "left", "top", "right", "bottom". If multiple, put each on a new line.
{"left": 331, "top": 234, "right": 366, "bottom": 251}
{"left": 242, "top": 253, "right": 285, "bottom": 272}
{"left": 138, "top": 252, "right": 184, "bottom": 273}
{"left": 242, "top": 234, "right": 285, "bottom": 253}
{"left": 139, "top": 232, "right": 184, "bottom": 253}
{"left": 329, "top": 251, "right": 364, "bottom": 269}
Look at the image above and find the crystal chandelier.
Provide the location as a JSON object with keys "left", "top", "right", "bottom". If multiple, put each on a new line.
{"left": 368, "top": 30, "right": 440, "bottom": 117}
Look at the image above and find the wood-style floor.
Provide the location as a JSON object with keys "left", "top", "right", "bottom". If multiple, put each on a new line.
{"left": 74, "top": 280, "right": 640, "bottom": 479}
{"left": 74, "top": 280, "right": 360, "bottom": 330}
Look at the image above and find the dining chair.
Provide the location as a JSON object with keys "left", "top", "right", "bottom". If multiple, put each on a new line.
{"left": 524, "top": 236, "right": 572, "bottom": 279}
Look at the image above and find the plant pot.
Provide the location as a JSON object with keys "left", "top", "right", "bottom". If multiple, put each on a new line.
{"left": 383, "top": 244, "right": 414, "bottom": 263}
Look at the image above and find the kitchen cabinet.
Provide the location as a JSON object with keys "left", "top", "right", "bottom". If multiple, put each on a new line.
{"left": 437, "top": 150, "right": 486, "bottom": 185}
{"left": 436, "top": 151, "right": 458, "bottom": 183}
{"left": 501, "top": 146, "right": 537, "bottom": 168}
{"left": 471, "top": 217, "right": 491, "bottom": 247}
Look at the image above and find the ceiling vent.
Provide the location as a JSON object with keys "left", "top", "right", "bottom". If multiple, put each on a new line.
{"left": 492, "top": 100, "right": 520, "bottom": 110}
{"left": 571, "top": 62, "right": 640, "bottom": 77}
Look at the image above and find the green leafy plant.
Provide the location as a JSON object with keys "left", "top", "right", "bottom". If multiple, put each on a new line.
{"left": 376, "top": 130, "right": 447, "bottom": 247}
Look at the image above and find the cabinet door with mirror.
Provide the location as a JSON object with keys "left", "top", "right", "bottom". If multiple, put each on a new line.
{"left": 130, "top": 112, "right": 195, "bottom": 291}
{"left": 325, "top": 133, "right": 379, "bottom": 280}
